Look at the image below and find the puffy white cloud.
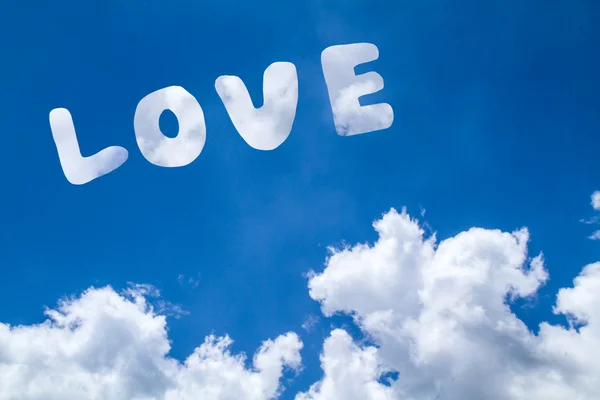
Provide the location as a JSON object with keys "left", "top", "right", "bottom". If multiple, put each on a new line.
{"left": 296, "top": 330, "right": 395, "bottom": 400}
{"left": 0, "top": 285, "right": 302, "bottom": 400}
{"left": 300, "top": 208, "right": 600, "bottom": 400}
{"left": 5, "top": 207, "right": 600, "bottom": 400}
{"left": 592, "top": 191, "right": 600, "bottom": 211}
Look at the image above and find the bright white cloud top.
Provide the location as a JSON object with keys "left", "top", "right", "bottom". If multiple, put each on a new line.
{"left": 2, "top": 208, "right": 599, "bottom": 399}
{"left": 0, "top": 285, "right": 302, "bottom": 400}
{"left": 302, "top": 209, "right": 600, "bottom": 400}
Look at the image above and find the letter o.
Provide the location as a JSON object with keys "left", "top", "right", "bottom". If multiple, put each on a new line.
{"left": 134, "top": 86, "right": 206, "bottom": 167}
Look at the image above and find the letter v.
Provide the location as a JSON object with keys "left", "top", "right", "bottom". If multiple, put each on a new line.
{"left": 215, "top": 62, "right": 298, "bottom": 151}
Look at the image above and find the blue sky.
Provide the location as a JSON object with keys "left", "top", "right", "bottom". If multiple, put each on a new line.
{"left": 1, "top": 1, "right": 600, "bottom": 399}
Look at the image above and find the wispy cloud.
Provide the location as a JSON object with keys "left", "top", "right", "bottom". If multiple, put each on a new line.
{"left": 178, "top": 273, "right": 201, "bottom": 289}
{"left": 582, "top": 190, "right": 600, "bottom": 239}
{"left": 301, "top": 314, "right": 320, "bottom": 333}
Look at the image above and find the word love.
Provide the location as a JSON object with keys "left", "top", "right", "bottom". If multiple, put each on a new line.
{"left": 49, "top": 42, "right": 394, "bottom": 185}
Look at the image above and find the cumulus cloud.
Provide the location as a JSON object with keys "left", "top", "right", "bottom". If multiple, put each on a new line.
{"left": 49, "top": 108, "right": 128, "bottom": 185}
{"left": 0, "top": 285, "right": 302, "bottom": 400}
{"left": 300, "top": 208, "right": 600, "bottom": 400}
{"left": 297, "top": 329, "right": 395, "bottom": 400}
{"left": 5, "top": 207, "right": 600, "bottom": 399}
{"left": 215, "top": 62, "right": 298, "bottom": 151}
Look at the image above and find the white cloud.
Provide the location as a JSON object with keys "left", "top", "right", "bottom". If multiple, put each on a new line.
{"left": 321, "top": 43, "right": 393, "bottom": 136}
{"left": 592, "top": 191, "right": 600, "bottom": 211}
{"left": 178, "top": 274, "right": 201, "bottom": 290}
{"left": 134, "top": 86, "right": 206, "bottom": 167}
{"left": 330, "top": 80, "right": 393, "bottom": 136}
{"left": 297, "top": 330, "right": 395, "bottom": 400}
{"left": 49, "top": 108, "right": 128, "bottom": 185}
{"left": 215, "top": 62, "right": 298, "bottom": 151}
{"left": 5, "top": 206, "right": 600, "bottom": 399}
{"left": 300, "top": 208, "right": 600, "bottom": 400}
{"left": 583, "top": 190, "right": 600, "bottom": 238}
{"left": 0, "top": 285, "right": 302, "bottom": 400}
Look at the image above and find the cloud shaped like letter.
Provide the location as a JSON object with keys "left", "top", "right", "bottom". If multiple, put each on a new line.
{"left": 134, "top": 86, "right": 207, "bottom": 167}
{"left": 321, "top": 43, "right": 394, "bottom": 136}
{"left": 216, "top": 62, "right": 298, "bottom": 150}
{"left": 49, "top": 108, "right": 128, "bottom": 185}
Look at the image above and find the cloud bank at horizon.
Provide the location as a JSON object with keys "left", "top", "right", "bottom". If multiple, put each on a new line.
{"left": 2, "top": 201, "right": 600, "bottom": 399}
